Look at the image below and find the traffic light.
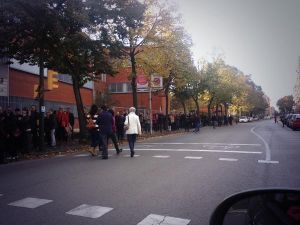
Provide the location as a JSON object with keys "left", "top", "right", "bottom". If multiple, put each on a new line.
{"left": 47, "top": 69, "right": 59, "bottom": 90}
{"left": 33, "top": 84, "right": 39, "bottom": 99}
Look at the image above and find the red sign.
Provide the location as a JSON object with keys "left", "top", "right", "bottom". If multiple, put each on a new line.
{"left": 137, "top": 75, "right": 149, "bottom": 90}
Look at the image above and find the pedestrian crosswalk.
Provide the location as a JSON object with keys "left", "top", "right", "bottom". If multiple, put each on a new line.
{"left": 8, "top": 197, "right": 53, "bottom": 209}
{"left": 2, "top": 195, "right": 191, "bottom": 224}
{"left": 137, "top": 214, "right": 191, "bottom": 225}
{"left": 70, "top": 151, "right": 273, "bottom": 164}
{"left": 66, "top": 204, "right": 113, "bottom": 219}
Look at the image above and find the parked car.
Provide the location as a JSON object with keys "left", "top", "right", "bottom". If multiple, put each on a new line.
{"left": 239, "top": 116, "right": 249, "bottom": 123}
{"left": 248, "top": 116, "right": 254, "bottom": 122}
{"left": 286, "top": 114, "right": 295, "bottom": 127}
{"left": 289, "top": 114, "right": 300, "bottom": 131}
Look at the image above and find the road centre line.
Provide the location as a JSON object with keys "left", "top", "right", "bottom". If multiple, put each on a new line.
{"left": 258, "top": 160, "right": 279, "bottom": 164}
{"left": 219, "top": 158, "right": 238, "bottom": 161}
{"left": 125, "top": 149, "right": 262, "bottom": 154}
{"left": 153, "top": 155, "right": 170, "bottom": 158}
{"left": 143, "top": 143, "right": 261, "bottom": 146}
{"left": 184, "top": 156, "right": 203, "bottom": 159}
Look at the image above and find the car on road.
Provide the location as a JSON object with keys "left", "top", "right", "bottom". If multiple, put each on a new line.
{"left": 239, "top": 116, "right": 249, "bottom": 123}
{"left": 289, "top": 114, "right": 300, "bottom": 131}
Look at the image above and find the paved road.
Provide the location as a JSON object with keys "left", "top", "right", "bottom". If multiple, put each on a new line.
{"left": 0, "top": 120, "right": 299, "bottom": 225}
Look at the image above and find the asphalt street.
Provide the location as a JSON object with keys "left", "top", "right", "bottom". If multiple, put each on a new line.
{"left": 0, "top": 120, "right": 299, "bottom": 225}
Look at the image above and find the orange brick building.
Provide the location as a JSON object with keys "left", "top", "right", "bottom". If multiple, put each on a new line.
{"left": 0, "top": 61, "right": 93, "bottom": 128}
{"left": 98, "top": 67, "right": 167, "bottom": 114}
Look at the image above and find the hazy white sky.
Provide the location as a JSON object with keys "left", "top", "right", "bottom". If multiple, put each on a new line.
{"left": 173, "top": 0, "right": 300, "bottom": 107}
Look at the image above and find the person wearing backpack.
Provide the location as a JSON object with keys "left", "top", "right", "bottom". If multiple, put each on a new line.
{"left": 124, "top": 107, "right": 142, "bottom": 158}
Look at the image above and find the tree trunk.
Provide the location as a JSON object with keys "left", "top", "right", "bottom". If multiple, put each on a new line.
{"left": 224, "top": 103, "right": 228, "bottom": 116}
{"left": 165, "top": 88, "right": 169, "bottom": 116}
{"left": 208, "top": 96, "right": 214, "bottom": 120}
{"left": 193, "top": 97, "right": 200, "bottom": 114}
{"left": 216, "top": 104, "right": 219, "bottom": 116}
{"left": 220, "top": 104, "right": 223, "bottom": 116}
{"left": 72, "top": 75, "right": 88, "bottom": 140}
{"left": 181, "top": 101, "right": 187, "bottom": 114}
{"left": 130, "top": 51, "right": 138, "bottom": 110}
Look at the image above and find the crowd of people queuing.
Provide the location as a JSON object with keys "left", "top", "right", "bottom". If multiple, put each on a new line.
{"left": 138, "top": 112, "right": 235, "bottom": 133}
{"left": 0, "top": 105, "right": 74, "bottom": 163}
{"left": 1, "top": 103, "right": 237, "bottom": 163}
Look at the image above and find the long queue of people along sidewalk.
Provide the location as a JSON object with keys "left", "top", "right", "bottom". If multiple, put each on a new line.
{"left": 0, "top": 103, "right": 237, "bottom": 163}
{"left": 0, "top": 105, "right": 75, "bottom": 163}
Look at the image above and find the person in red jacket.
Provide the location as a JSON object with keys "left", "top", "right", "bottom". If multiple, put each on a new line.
{"left": 57, "top": 107, "right": 69, "bottom": 143}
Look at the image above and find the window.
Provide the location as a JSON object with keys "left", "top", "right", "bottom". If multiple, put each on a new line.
{"left": 108, "top": 83, "right": 132, "bottom": 93}
{"left": 101, "top": 74, "right": 106, "bottom": 82}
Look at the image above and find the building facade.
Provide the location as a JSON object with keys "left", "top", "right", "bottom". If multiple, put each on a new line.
{"left": 0, "top": 61, "right": 93, "bottom": 128}
{"left": 96, "top": 67, "right": 167, "bottom": 115}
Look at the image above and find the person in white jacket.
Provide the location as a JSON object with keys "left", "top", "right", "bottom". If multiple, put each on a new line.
{"left": 124, "top": 107, "right": 142, "bottom": 157}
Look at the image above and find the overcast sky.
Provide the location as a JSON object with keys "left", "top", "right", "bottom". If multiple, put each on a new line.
{"left": 173, "top": 0, "right": 300, "bottom": 107}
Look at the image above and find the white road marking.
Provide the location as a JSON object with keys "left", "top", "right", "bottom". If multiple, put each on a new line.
{"left": 8, "top": 197, "right": 53, "bottom": 209}
{"left": 219, "top": 158, "right": 238, "bottom": 162}
{"left": 123, "top": 154, "right": 140, "bottom": 157}
{"left": 258, "top": 160, "right": 279, "bottom": 164}
{"left": 251, "top": 127, "right": 273, "bottom": 162}
{"left": 74, "top": 154, "right": 90, "bottom": 157}
{"left": 203, "top": 145, "right": 240, "bottom": 149}
{"left": 0, "top": 194, "right": 3, "bottom": 197}
{"left": 184, "top": 156, "right": 203, "bottom": 159}
{"left": 153, "top": 155, "right": 170, "bottom": 158}
{"left": 66, "top": 204, "right": 113, "bottom": 219}
{"left": 137, "top": 214, "right": 190, "bottom": 225}
{"left": 145, "top": 143, "right": 261, "bottom": 146}
{"left": 129, "top": 149, "right": 262, "bottom": 154}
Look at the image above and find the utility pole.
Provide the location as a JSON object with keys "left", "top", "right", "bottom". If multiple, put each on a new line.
{"left": 39, "top": 61, "right": 45, "bottom": 151}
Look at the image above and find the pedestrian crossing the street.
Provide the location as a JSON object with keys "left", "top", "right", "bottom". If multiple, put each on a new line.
{"left": 3, "top": 195, "right": 191, "bottom": 224}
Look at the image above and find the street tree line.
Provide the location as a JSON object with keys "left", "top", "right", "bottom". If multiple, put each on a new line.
{"left": 0, "top": 0, "right": 269, "bottom": 145}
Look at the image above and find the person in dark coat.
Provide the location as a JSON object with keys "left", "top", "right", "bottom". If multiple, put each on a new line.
{"left": 86, "top": 104, "right": 100, "bottom": 156}
{"left": 97, "top": 105, "right": 113, "bottom": 159}
{"left": 115, "top": 111, "right": 125, "bottom": 143}
{"left": 29, "top": 105, "right": 39, "bottom": 150}
{"left": 21, "top": 107, "right": 31, "bottom": 153}
{"left": 108, "top": 109, "right": 122, "bottom": 154}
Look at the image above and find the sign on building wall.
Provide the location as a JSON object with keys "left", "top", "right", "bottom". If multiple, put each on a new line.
{"left": 137, "top": 75, "right": 149, "bottom": 91}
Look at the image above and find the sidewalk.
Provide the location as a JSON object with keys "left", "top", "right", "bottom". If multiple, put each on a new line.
{"left": 15, "top": 129, "right": 186, "bottom": 162}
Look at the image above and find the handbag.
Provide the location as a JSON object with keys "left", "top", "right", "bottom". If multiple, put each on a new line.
{"left": 86, "top": 117, "right": 95, "bottom": 129}
{"left": 124, "top": 116, "right": 130, "bottom": 130}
